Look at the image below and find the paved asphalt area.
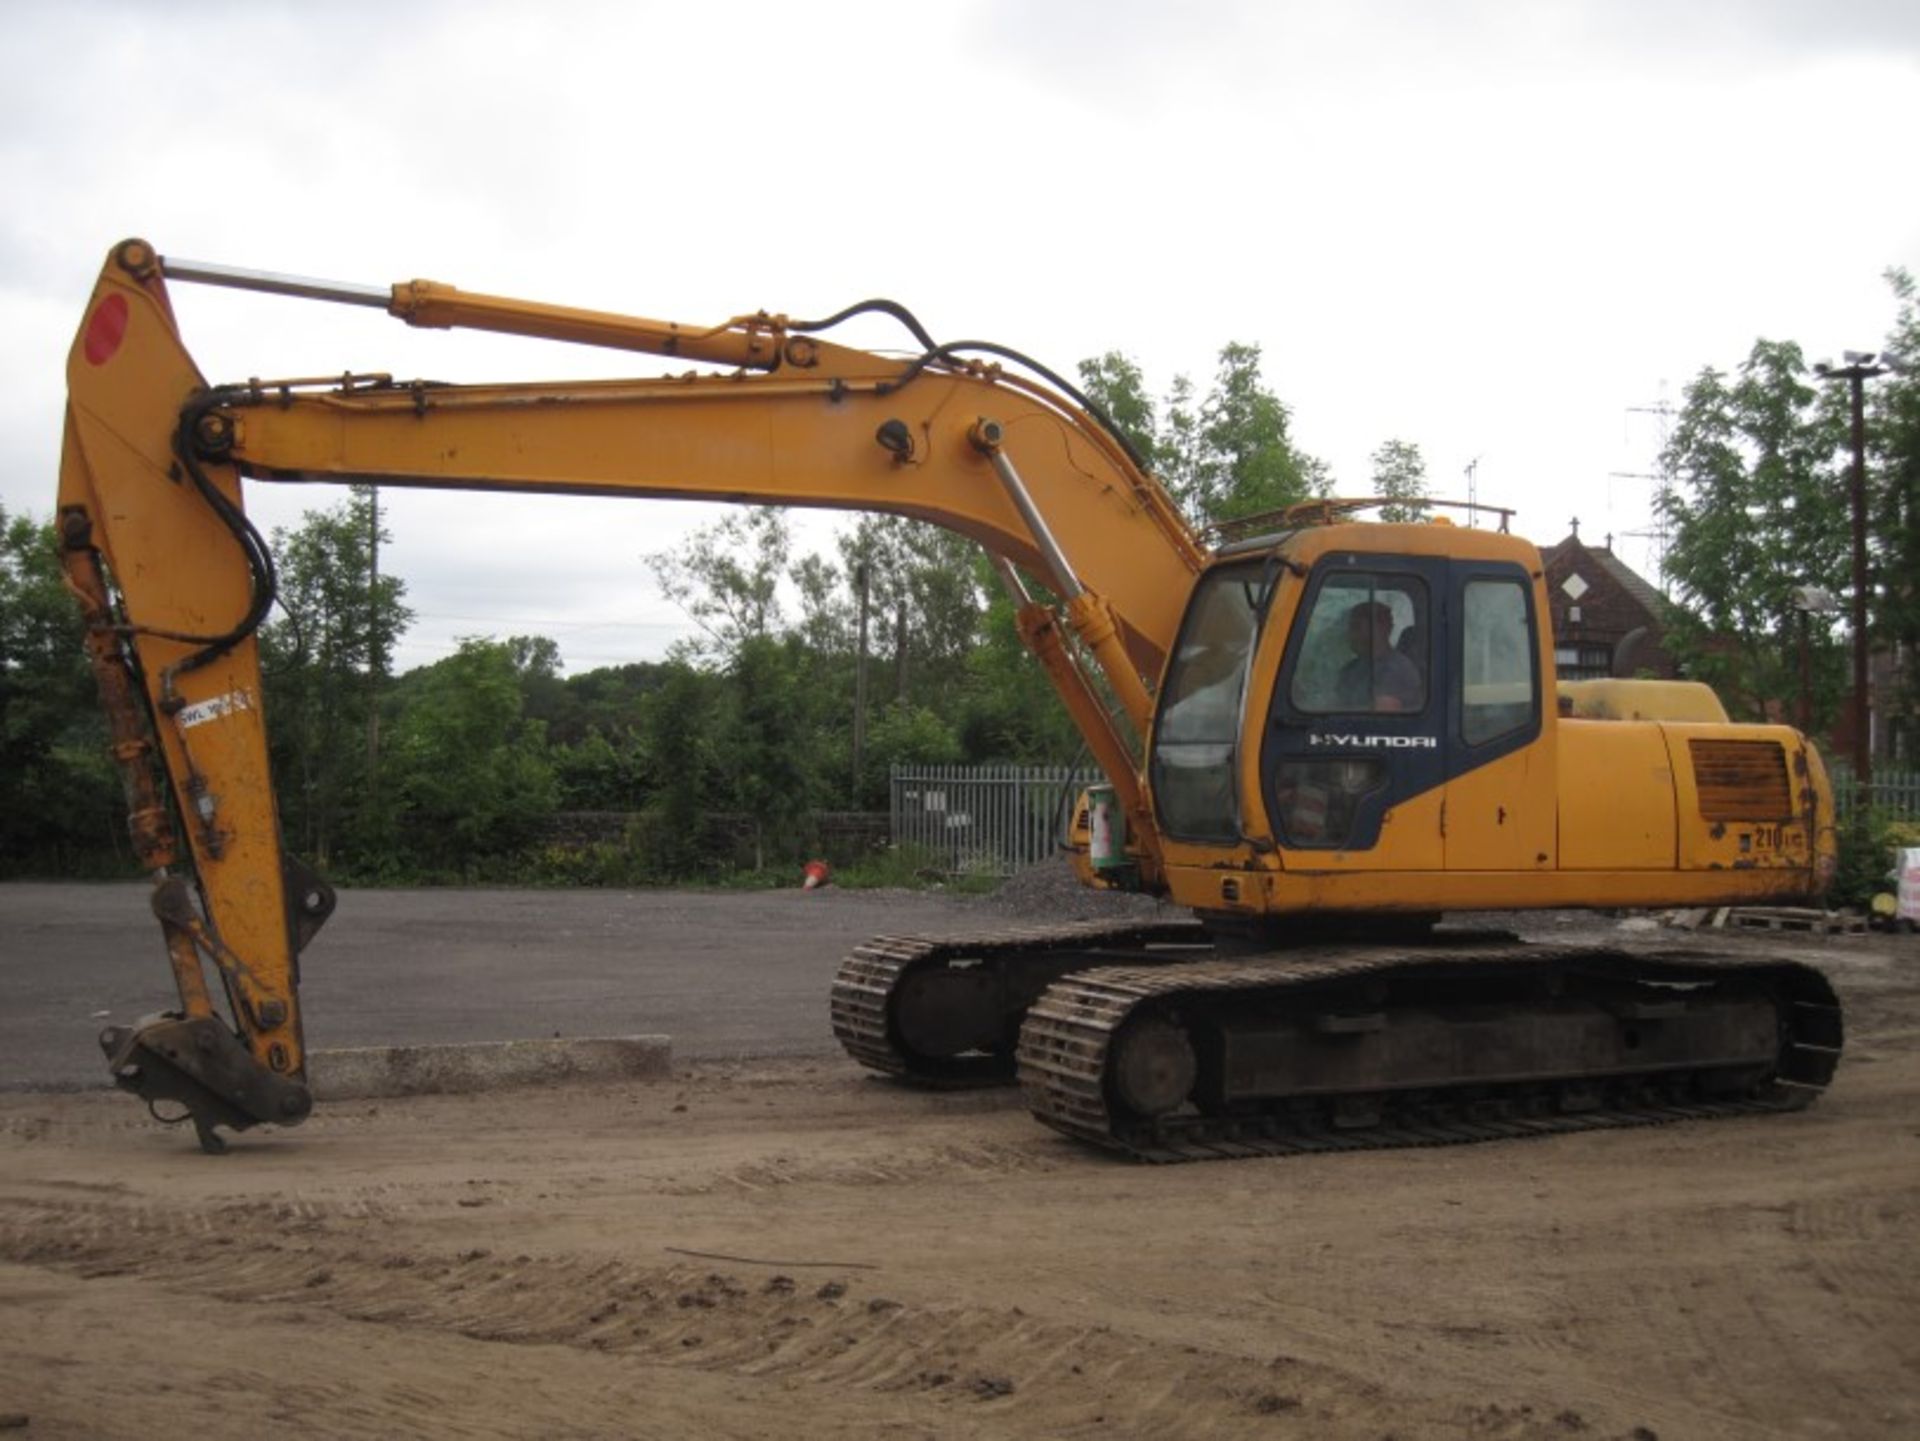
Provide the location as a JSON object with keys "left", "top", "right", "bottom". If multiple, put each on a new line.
{"left": 0, "top": 882, "right": 986, "bottom": 1090}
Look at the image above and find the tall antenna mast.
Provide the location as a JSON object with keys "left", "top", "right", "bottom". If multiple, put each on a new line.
{"left": 1615, "top": 387, "right": 1677, "bottom": 592}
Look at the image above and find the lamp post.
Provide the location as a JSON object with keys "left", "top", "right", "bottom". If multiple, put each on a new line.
{"left": 1813, "top": 352, "right": 1888, "bottom": 786}
{"left": 1791, "top": 585, "right": 1840, "bottom": 735}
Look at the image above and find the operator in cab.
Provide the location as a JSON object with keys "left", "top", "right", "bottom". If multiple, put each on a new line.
{"left": 1336, "top": 600, "right": 1422, "bottom": 712}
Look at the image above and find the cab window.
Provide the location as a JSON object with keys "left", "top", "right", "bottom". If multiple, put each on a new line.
{"left": 1461, "top": 578, "right": 1534, "bottom": 744}
{"left": 1289, "top": 573, "right": 1428, "bottom": 715}
{"left": 1150, "top": 563, "right": 1266, "bottom": 842}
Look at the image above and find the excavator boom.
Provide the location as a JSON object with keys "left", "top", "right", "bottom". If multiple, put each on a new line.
{"left": 58, "top": 239, "right": 1204, "bottom": 1148}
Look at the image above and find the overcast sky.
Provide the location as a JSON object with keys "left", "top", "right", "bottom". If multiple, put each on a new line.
{"left": 4, "top": 0, "right": 1916, "bottom": 674}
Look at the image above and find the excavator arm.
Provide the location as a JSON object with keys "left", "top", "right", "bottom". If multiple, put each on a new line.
{"left": 58, "top": 239, "right": 1208, "bottom": 1149}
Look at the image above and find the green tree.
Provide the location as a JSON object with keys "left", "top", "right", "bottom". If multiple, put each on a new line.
{"left": 551, "top": 660, "right": 673, "bottom": 746}
{"left": 260, "top": 486, "right": 411, "bottom": 866}
{"left": 1870, "top": 268, "right": 1920, "bottom": 761}
{"left": 640, "top": 660, "right": 723, "bottom": 877}
{"left": 551, "top": 727, "right": 647, "bottom": 810}
{"left": 838, "top": 515, "right": 984, "bottom": 708}
{"left": 377, "top": 639, "right": 557, "bottom": 877}
{"left": 826, "top": 516, "right": 987, "bottom": 801}
{"left": 1077, "top": 351, "right": 1161, "bottom": 468}
{"left": 0, "top": 507, "right": 120, "bottom": 874}
{"left": 791, "top": 551, "right": 852, "bottom": 658}
{"left": 502, "top": 632, "right": 577, "bottom": 736}
{"left": 954, "top": 568, "right": 1084, "bottom": 767}
{"left": 722, "top": 634, "right": 816, "bottom": 869}
{"left": 858, "top": 700, "right": 961, "bottom": 805}
{"left": 1370, "top": 439, "right": 1431, "bottom": 522}
{"left": 1658, "top": 340, "right": 1848, "bottom": 723}
{"left": 1074, "top": 344, "right": 1321, "bottom": 527}
{"left": 1191, "top": 342, "right": 1314, "bottom": 522}
{"left": 1160, "top": 372, "right": 1202, "bottom": 506}
{"left": 647, "top": 508, "right": 790, "bottom": 662}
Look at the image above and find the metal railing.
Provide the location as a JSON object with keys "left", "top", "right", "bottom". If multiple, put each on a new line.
{"left": 1834, "top": 769, "right": 1920, "bottom": 823}
{"left": 890, "top": 764, "right": 1100, "bottom": 876}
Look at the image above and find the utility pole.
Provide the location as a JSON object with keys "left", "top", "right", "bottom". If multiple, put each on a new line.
{"left": 366, "top": 484, "right": 384, "bottom": 778}
{"left": 895, "top": 605, "right": 909, "bottom": 702}
{"left": 1814, "top": 353, "right": 1889, "bottom": 786}
{"left": 851, "top": 559, "right": 869, "bottom": 802}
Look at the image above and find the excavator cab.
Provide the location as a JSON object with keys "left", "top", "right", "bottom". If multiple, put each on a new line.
{"left": 1142, "top": 519, "right": 1553, "bottom": 915}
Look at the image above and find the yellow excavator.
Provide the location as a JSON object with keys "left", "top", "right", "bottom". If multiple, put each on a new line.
{"left": 58, "top": 239, "right": 1842, "bottom": 1158}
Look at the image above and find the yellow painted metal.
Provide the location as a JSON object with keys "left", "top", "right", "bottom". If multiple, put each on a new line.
{"left": 390, "top": 280, "right": 790, "bottom": 370}
{"left": 60, "top": 247, "right": 303, "bottom": 1076}
{"left": 1664, "top": 723, "right": 1818, "bottom": 877}
{"left": 1445, "top": 559, "right": 1559, "bottom": 872}
{"left": 1805, "top": 742, "right": 1840, "bottom": 890}
{"left": 1558, "top": 678, "right": 1729, "bottom": 723}
{"left": 1164, "top": 859, "right": 1821, "bottom": 915}
{"left": 224, "top": 351, "right": 1195, "bottom": 706}
{"left": 1010, "top": 602, "right": 1163, "bottom": 884}
{"left": 159, "top": 921, "right": 217, "bottom": 1021}
{"left": 58, "top": 537, "right": 181, "bottom": 874}
{"left": 1557, "top": 722, "right": 1677, "bottom": 869}
{"left": 1226, "top": 559, "right": 1297, "bottom": 855}
{"left": 1273, "top": 518, "right": 1545, "bottom": 569}
{"left": 1445, "top": 744, "right": 1558, "bottom": 872}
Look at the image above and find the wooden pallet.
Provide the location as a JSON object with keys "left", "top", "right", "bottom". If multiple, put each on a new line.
{"left": 1722, "top": 906, "right": 1867, "bottom": 936}
{"left": 1663, "top": 905, "right": 1868, "bottom": 935}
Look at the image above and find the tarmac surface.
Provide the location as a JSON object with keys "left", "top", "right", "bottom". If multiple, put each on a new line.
{"left": 0, "top": 881, "right": 988, "bottom": 1090}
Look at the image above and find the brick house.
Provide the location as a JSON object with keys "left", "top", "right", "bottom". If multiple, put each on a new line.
{"left": 1538, "top": 527, "right": 1676, "bottom": 681}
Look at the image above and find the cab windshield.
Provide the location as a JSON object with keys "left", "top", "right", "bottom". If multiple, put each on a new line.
{"left": 1149, "top": 561, "right": 1268, "bottom": 842}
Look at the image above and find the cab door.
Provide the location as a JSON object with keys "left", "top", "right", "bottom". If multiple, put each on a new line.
{"left": 1442, "top": 561, "right": 1555, "bottom": 872}
{"left": 1260, "top": 553, "right": 1447, "bottom": 870}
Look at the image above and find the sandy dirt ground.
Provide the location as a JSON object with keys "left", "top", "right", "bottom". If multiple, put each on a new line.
{"left": 0, "top": 914, "right": 1915, "bottom": 1440}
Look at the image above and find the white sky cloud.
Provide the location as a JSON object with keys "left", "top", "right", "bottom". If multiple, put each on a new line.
{"left": 3, "top": 0, "right": 1916, "bottom": 674}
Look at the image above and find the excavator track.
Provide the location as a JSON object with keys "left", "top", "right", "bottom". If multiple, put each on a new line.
{"left": 829, "top": 919, "right": 1208, "bottom": 1085}
{"left": 1018, "top": 944, "right": 1843, "bottom": 1162}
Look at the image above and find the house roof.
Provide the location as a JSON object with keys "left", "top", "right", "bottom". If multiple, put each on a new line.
{"left": 1590, "top": 546, "right": 1667, "bottom": 617}
{"left": 1542, "top": 534, "right": 1667, "bottom": 621}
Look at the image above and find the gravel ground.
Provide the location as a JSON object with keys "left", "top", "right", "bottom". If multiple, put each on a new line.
{"left": 983, "top": 857, "right": 1171, "bottom": 922}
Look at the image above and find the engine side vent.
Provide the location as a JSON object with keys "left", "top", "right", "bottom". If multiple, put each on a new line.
{"left": 1689, "top": 739, "right": 1793, "bottom": 821}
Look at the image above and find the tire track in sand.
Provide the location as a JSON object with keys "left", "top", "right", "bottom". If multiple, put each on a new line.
{"left": 0, "top": 1192, "right": 1594, "bottom": 1441}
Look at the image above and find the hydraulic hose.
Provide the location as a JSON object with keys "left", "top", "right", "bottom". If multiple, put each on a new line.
{"left": 789, "top": 302, "right": 1152, "bottom": 477}
{"left": 109, "top": 387, "right": 279, "bottom": 696}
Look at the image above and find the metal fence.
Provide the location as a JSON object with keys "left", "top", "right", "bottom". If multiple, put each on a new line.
{"left": 1834, "top": 769, "right": 1920, "bottom": 823}
{"left": 891, "top": 764, "right": 1101, "bottom": 876}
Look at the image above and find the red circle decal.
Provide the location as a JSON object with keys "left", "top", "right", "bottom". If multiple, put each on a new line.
{"left": 83, "top": 293, "right": 130, "bottom": 366}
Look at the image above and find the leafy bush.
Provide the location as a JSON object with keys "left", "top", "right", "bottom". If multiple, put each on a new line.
{"left": 1832, "top": 812, "right": 1920, "bottom": 909}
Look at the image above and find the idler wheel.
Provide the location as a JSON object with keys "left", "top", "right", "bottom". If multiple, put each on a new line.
{"left": 1111, "top": 1014, "right": 1197, "bottom": 1117}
